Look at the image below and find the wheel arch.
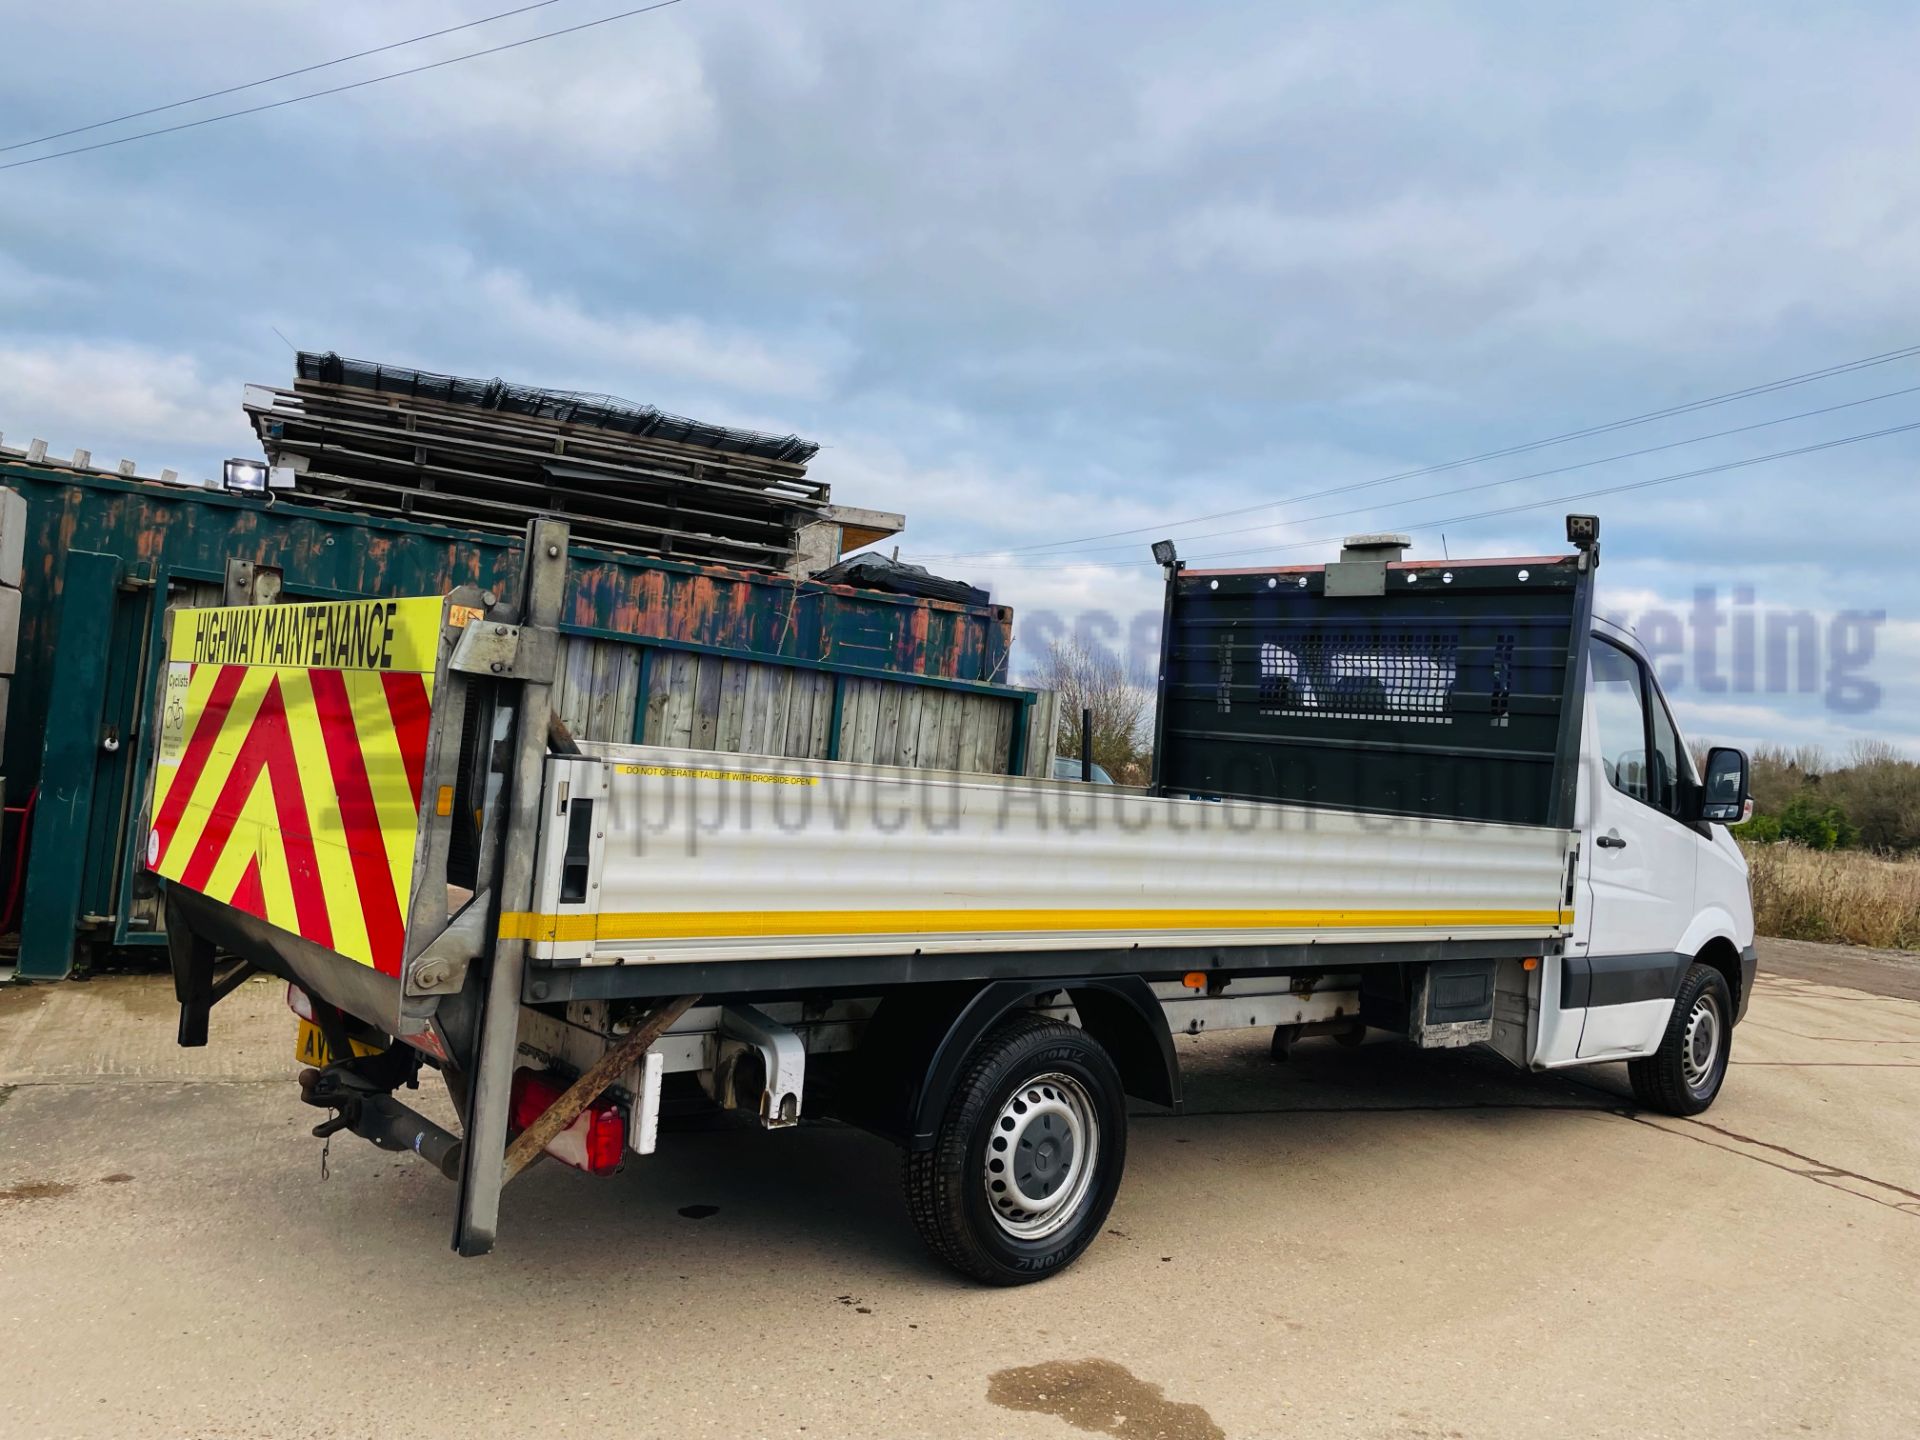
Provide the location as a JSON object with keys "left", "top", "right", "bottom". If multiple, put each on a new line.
{"left": 1693, "top": 933, "right": 1745, "bottom": 1020}
{"left": 845, "top": 977, "right": 1180, "bottom": 1151}
{"left": 1675, "top": 907, "right": 1746, "bottom": 1021}
{"left": 1063, "top": 980, "right": 1181, "bottom": 1113}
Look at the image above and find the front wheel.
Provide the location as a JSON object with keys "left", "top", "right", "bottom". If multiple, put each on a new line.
{"left": 904, "top": 1015, "right": 1127, "bottom": 1285}
{"left": 1627, "top": 962, "right": 1733, "bottom": 1115}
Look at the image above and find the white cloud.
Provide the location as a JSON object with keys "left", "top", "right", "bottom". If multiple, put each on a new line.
{"left": 0, "top": 340, "right": 249, "bottom": 477}
{"left": 466, "top": 264, "right": 850, "bottom": 402}
{"left": 348, "top": 17, "right": 718, "bottom": 177}
{"left": 1, "top": 0, "right": 718, "bottom": 180}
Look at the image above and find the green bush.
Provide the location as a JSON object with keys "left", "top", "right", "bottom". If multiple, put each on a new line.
{"left": 1733, "top": 742, "right": 1905, "bottom": 854}
{"left": 1770, "top": 796, "right": 1857, "bottom": 850}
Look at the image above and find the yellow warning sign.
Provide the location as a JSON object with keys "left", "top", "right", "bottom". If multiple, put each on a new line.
{"left": 170, "top": 597, "right": 443, "bottom": 672}
{"left": 150, "top": 595, "right": 450, "bottom": 977}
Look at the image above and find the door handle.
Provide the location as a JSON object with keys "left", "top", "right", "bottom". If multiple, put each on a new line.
{"left": 1595, "top": 832, "right": 1627, "bottom": 849}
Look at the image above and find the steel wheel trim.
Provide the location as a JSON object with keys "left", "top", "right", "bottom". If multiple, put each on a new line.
{"left": 983, "top": 1072, "right": 1100, "bottom": 1240}
{"left": 1682, "top": 991, "right": 1722, "bottom": 1093}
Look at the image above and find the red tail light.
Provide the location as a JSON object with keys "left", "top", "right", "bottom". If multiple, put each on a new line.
{"left": 509, "top": 1068, "right": 626, "bottom": 1176}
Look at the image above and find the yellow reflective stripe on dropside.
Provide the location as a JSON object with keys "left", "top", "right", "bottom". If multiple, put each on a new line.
{"left": 499, "top": 907, "right": 1567, "bottom": 945}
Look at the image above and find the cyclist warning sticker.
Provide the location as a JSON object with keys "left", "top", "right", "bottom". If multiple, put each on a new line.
{"left": 158, "top": 663, "right": 193, "bottom": 766}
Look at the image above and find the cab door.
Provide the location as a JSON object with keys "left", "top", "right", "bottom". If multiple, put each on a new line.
{"left": 1567, "top": 636, "right": 1697, "bottom": 1059}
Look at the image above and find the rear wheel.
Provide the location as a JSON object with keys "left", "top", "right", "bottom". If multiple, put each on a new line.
{"left": 904, "top": 1015, "right": 1127, "bottom": 1285}
{"left": 1627, "top": 962, "right": 1733, "bottom": 1115}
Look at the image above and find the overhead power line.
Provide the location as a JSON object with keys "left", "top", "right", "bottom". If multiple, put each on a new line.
{"left": 0, "top": 0, "right": 685, "bottom": 173}
{"left": 1181, "top": 417, "right": 1920, "bottom": 568}
{"left": 0, "top": 1, "right": 565, "bottom": 156}
{"left": 938, "top": 417, "right": 1920, "bottom": 573}
{"left": 921, "top": 340, "right": 1920, "bottom": 561}
{"left": 959, "top": 381, "right": 1920, "bottom": 563}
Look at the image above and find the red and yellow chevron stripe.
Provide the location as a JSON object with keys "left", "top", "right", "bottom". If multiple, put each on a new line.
{"left": 147, "top": 596, "right": 448, "bottom": 977}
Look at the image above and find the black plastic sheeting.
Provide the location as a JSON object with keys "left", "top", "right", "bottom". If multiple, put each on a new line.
{"left": 814, "top": 552, "right": 990, "bottom": 606}
{"left": 297, "top": 352, "right": 819, "bottom": 465}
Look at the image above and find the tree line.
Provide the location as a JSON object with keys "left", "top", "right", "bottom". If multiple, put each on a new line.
{"left": 1733, "top": 740, "right": 1920, "bottom": 852}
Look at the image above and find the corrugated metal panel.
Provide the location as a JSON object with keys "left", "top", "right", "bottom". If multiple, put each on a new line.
{"left": 562, "top": 562, "right": 1014, "bottom": 684}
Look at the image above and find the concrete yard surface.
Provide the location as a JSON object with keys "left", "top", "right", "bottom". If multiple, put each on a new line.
{"left": 2, "top": 942, "right": 1918, "bottom": 1440}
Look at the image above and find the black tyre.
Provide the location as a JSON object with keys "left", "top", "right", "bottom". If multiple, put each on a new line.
{"left": 904, "top": 1015, "right": 1127, "bottom": 1285}
{"left": 1269, "top": 1024, "right": 1299, "bottom": 1061}
{"left": 1627, "top": 962, "right": 1733, "bottom": 1116}
{"left": 1334, "top": 1022, "right": 1367, "bottom": 1048}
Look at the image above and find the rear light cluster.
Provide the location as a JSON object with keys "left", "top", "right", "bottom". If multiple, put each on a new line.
{"left": 509, "top": 1068, "right": 627, "bottom": 1176}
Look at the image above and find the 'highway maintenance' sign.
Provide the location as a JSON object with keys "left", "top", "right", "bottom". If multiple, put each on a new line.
{"left": 147, "top": 596, "right": 448, "bottom": 977}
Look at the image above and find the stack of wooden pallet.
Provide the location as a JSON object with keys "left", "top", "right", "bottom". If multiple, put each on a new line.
{"left": 244, "top": 353, "right": 829, "bottom": 570}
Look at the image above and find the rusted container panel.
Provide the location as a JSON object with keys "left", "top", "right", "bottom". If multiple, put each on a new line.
{"left": 563, "top": 562, "right": 1012, "bottom": 683}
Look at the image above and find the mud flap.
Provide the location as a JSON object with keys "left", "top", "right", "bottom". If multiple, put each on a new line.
{"left": 1409, "top": 959, "right": 1496, "bottom": 1049}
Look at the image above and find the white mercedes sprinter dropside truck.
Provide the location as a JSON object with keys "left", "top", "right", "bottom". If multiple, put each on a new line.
{"left": 149, "top": 512, "right": 1756, "bottom": 1281}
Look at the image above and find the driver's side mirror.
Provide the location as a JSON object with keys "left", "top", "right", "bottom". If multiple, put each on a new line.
{"left": 1700, "top": 746, "right": 1752, "bottom": 825}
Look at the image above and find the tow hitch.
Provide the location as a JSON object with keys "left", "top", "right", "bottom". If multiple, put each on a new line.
{"left": 298, "top": 1058, "right": 465, "bottom": 1183}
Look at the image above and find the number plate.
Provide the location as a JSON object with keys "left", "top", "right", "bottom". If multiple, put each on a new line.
{"left": 294, "top": 1018, "right": 380, "bottom": 1066}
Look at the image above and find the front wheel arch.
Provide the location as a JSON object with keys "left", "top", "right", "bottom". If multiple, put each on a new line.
{"left": 1693, "top": 935, "right": 1745, "bottom": 1020}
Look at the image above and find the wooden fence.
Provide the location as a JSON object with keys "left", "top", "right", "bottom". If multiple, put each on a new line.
{"left": 553, "top": 634, "right": 1056, "bottom": 777}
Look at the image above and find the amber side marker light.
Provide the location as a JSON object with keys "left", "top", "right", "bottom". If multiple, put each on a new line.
{"left": 1182, "top": 972, "right": 1208, "bottom": 991}
{"left": 1522, "top": 957, "right": 1540, "bottom": 971}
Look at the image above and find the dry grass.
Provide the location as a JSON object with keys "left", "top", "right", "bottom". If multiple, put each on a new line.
{"left": 1743, "top": 843, "right": 1920, "bottom": 950}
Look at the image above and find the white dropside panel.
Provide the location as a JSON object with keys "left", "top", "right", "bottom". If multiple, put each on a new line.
{"left": 517, "top": 744, "right": 1575, "bottom": 965}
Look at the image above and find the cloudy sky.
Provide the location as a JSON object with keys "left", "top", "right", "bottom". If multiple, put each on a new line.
{"left": 5, "top": 0, "right": 1919, "bottom": 754}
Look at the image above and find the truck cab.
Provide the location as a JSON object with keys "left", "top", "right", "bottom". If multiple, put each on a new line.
{"left": 1536, "top": 613, "right": 1757, "bottom": 1104}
